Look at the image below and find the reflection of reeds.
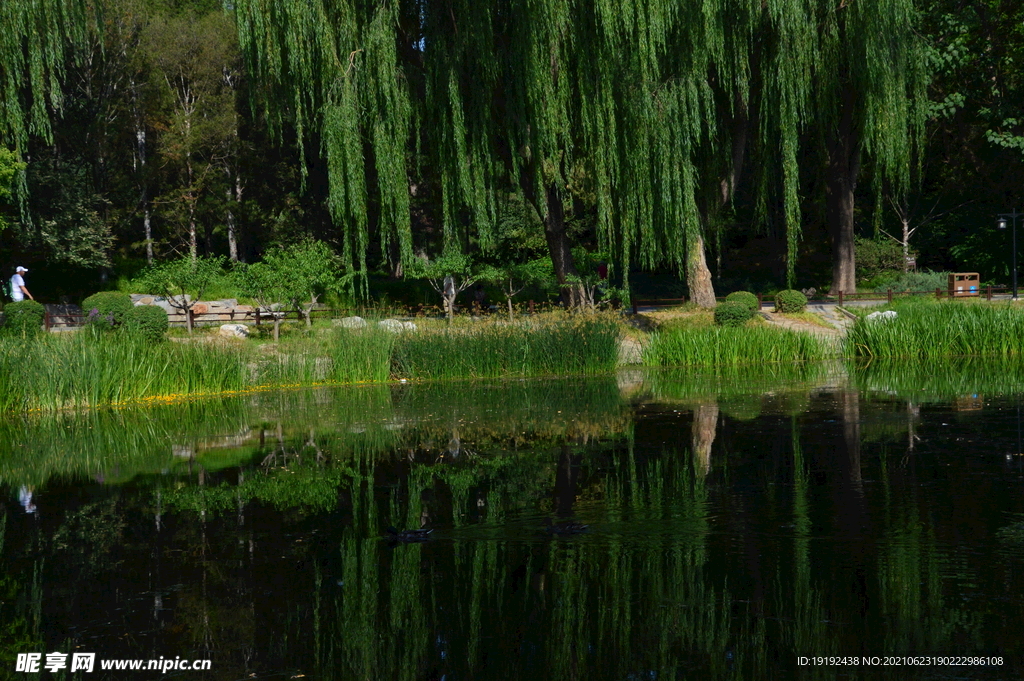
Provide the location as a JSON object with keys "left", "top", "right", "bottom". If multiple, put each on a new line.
{"left": 644, "top": 326, "right": 836, "bottom": 367}
{"left": 0, "top": 379, "right": 630, "bottom": 490}
{"left": 849, "top": 302, "right": 1024, "bottom": 359}
{"left": 854, "top": 356, "right": 1024, "bottom": 400}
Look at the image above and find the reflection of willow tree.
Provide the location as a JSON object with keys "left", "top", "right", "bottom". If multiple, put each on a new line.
{"left": 321, "top": 445, "right": 744, "bottom": 680}
{"left": 0, "top": 513, "right": 45, "bottom": 665}
{"left": 780, "top": 418, "right": 831, "bottom": 658}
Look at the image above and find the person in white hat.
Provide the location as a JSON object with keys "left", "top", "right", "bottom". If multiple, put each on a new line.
{"left": 10, "top": 266, "right": 33, "bottom": 302}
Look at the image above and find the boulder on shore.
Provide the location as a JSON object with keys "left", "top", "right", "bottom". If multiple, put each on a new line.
{"left": 219, "top": 323, "right": 250, "bottom": 338}
{"left": 865, "top": 310, "right": 898, "bottom": 322}
{"left": 378, "top": 319, "right": 417, "bottom": 333}
{"left": 334, "top": 316, "right": 368, "bottom": 329}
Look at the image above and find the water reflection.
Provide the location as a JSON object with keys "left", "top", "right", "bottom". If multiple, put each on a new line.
{"left": 1, "top": 367, "right": 1023, "bottom": 679}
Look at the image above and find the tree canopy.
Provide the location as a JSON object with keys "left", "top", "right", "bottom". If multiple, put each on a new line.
{"left": 1, "top": 0, "right": 1022, "bottom": 304}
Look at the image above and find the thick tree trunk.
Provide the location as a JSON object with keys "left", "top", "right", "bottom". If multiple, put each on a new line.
{"left": 827, "top": 86, "right": 861, "bottom": 295}
{"left": 541, "top": 184, "right": 582, "bottom": 307}
{"left": 687, "top": 232, "right": 717, "bottom": 308}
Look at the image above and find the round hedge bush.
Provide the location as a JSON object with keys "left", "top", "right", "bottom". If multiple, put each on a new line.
{"left": 714, "top": 301, "right": 753, "bottom": 327}
{"left": 775, "top": 289, "right": 808, "bottom": 313}
{"left": 725, "top": 290, "right": 759, "bottom": 312}
{"left": 81, "top": 291, "right": 133, "bottom": 330}
{"left": 123, "top": 304, "right": 168, "bottom": 343}
{"left": 1, "top": 299, "right": 45, "bottom": 336}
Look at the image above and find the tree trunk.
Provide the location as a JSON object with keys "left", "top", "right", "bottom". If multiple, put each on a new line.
{"left": 687, "top": 232, "right": 717, "bottom": 308}
{"left": 187, "top": 153, "right": 198, "bottom": 260}
{"left": 901, "top": 217, "right": 910, "bottom": 273}
{"left": 541, "top": 183, "right": 582, "bottom": 307}
{"left": 827, "top": 86, "right": 861, "bottom": 295}
{"left": 226, "top": 169, "right": 240, "bottom": 262}
{"left": 130, "top": 77, "right": 153, "bottom": 265}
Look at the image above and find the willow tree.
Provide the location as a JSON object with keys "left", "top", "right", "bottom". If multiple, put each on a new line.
{"left": 0, "top": 1, "right": 92, "bottom": 152}
{"left": 236, "top": 0, "right": 777, "bottom": 305}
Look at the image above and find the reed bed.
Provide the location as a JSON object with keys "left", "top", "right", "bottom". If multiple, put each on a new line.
{"left": 0, "top": 331, "right": 247, "bottom": 412}
{"left": 848, "top": 302, "right": 1024, "bottom": 359}
{"left": 0, "top": 318, "right": 618, "bottom": 413}
{"left": 643, "top": 325, "right": 835, "bottom": 367}
{"left": 392, "top": 317, "right": 620, "bottom": 380}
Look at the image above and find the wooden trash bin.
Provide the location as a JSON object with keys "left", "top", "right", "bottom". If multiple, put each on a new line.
{"left": 948, "top": 272, "right": 980, "bottom": 297}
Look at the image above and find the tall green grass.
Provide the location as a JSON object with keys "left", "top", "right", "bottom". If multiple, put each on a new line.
{"left": 644, "top": 325, "right": 835, "bottom": 367}
{"left": 0, "top": 319, "right": 617, "bottom": 412}
{"left": 0, "top": 330, "right": 247, "bottom": 412}
{"left": 848, "top": 302, "right": 1024, "bottom": 359}
{"left": 393, "top": 317, "right": 619, "bottom": 379}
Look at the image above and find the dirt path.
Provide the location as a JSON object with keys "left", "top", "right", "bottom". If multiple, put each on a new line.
{"left": 759, "top": 306, "right": 850, "bottom": 340}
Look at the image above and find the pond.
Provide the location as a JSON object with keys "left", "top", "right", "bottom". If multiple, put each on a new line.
{"left": 2, "top": 363, "right": 1024, "bottom": 679}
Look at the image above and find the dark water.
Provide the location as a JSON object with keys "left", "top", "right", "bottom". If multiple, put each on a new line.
{"left": 3, "top": 367, "right": 1024, "bottom": 679}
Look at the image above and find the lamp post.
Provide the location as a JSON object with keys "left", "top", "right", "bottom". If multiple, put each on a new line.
{"left": 998, "top": 210, "right": 1024, "bottom": 300}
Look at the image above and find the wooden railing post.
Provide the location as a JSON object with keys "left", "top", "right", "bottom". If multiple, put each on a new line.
{"left": 935, "top": 287, "right": 942, "bottom": 300}
{"left": 987, "top": 285, "right": 993, "bottom": 301}
{"left": 887, "top": 288, "right": 893, "bottom": 304}
{"left": 838, "top": 290, "right": 844, "bottom": 306}
{"left": 757, "top": 293, "right": 763, "bottom": 309}
{"left": 529, "top": 300, "right": 535, "bottom": 315}
{"left": 44, "top": 308, "right": 50, "bottom": 332}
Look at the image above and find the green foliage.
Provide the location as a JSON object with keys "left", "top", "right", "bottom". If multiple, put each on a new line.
{"left": 871, "top": 270, "right": 949, "bottom": 293}
{"left": 724, "top": 291, "right": 759, "bottom": 312}
{"left": 855, "top": 237, "right": 908, "bottom": 280}
{"left": 478, "top": 258, "right": 554, "bottom": 317}
{"left": 259, "top": 240, "right": 340, "bottom": 320}
{"left": 645, "top": 325, "right": 835, "bottom": 368}
{"left": 407, "top": 251, "right": 478, "bottom": 318}
{"left": 141, "top": 255, "right": 225, "bottom": 331}
{"left": 774, "top": 290, "right": 808, "bottom": 313}
{"left": 0, "top": 300, "right": 44, "bottom": 337}
{"left": 0, "top": 147, "right": 25, "bottom": 230}
{"left": 0, "top": 0, "right": 91, "bottom": 151}
{"left": 123, "top": 305, "right": 169, "bottom": 343}
{"left": 81, "top": 291, "right": 133, "bottom": 330}
{"left": 714, "top": 301, "right": 753, "bottom": 327}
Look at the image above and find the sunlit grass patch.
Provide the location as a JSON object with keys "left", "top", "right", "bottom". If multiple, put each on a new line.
{"left": 848, "top": 301, "right": 1024, "bottom": 359}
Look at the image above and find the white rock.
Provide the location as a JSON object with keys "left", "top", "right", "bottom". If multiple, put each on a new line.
{"left": 378, "top": 319, "right": 414, "bottom": 333}
{"left": 866, "top": 310, "right": 898, "bottom": 322}
{"left": 334, "top": 316, "right": 368, "bottom": 329}
{"left": 219, "top": 323, "right": 250, "bottom": 338}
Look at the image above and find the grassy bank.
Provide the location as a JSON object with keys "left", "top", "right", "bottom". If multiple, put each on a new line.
{"left": 0, "top": 317, "right": 620, "bottom": 412}
{"left": 643, "top": 325, "right": 836, "bottom": 367}
{"left": 848, "top": 300, "right": 1024, "bottom": 359}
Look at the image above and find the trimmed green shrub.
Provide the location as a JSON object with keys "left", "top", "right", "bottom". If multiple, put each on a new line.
{"left": 123, "top": 305, "right": 169, "bottom": 343}
{"left": 775, "top": 289, "right": 808, "bottom": 313}
{"left": 82, "top": 291, "right": 133, "bottom": 330}
{"left": 714, "top": 301, "right": 753, "bottom": 327}
{"left": 1, "top": 300, "right": 45, "bottom": 336}
{"left": 725, "top": 291, "right": 759, "bottom": 312}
